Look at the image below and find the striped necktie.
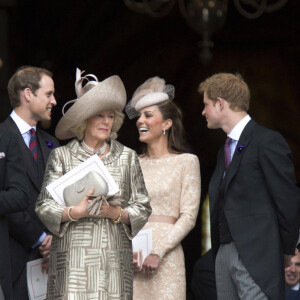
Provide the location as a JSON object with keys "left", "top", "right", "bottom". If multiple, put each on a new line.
{"left": 224, "top": 137, "right": 233, "bottom": 170}
{"left": 29, "top": 128, "right": 38, "bottom": 162}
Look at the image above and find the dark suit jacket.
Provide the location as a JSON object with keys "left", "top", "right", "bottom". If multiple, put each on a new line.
{"left": 0, "top": 117, "right": 59, "bottom": 284}
{"left": 209, "top": 120, "right": 300, "bottom": 300}
{"left": 286, "top": 288, "right": 300, "bottom": 300}
{"left": 0, "top": 129, "right": 29, "bottom": 300}
{"left": 191, "top": 249, "right": 217, "bottom": 300}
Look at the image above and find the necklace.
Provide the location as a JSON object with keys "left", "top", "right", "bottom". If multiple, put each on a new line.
{"left": 81, "top": 140, "right": 107, "bottom": 155}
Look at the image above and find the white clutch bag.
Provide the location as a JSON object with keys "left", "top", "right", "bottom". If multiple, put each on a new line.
{"left": 63, "top": 170, "right": 108, "bottom": 207}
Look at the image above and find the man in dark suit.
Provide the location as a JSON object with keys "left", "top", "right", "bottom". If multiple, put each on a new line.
{"left": 199, "top": 72, "right": 300, "bottom": 300}
{"left": 285, "top": 252, "right": 300, "bottom": 300}
{"left": 0, "top": 66, "right": 59, "bottom": 299}
{"left": 0, "top": 129, "right": 29, "bottom": 300}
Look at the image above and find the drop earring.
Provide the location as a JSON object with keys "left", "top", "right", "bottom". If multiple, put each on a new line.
{"left": 163, "top": 129, "right": 166, "bottom": 135}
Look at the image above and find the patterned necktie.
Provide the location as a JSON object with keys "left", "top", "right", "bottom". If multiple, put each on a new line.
{"left": 224, "top": 137, "right": 233, "bottom": 170}
{"left": 29, "top": 128, "right": 38, "bottom": 162}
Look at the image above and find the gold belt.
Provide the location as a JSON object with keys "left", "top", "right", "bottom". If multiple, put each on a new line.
{"left": 148, "top": 214, "right": 177, "bottom": 224}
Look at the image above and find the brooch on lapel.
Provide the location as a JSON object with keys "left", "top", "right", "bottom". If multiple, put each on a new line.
{"left": 0, "top": 152, "right": 5, "bottom": 159}
{"left": 45, "top": 141, "right": 54, "bottom": 149}
{"left": 236, "top": 145, "right": 245, "bottom": 153}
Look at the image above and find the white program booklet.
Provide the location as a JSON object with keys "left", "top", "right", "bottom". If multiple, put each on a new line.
{"left": 132, "top": 228, "right": 153, "bottom": 263}
{"left": 46, "top": 154, "right": 119, "bottom": 206}
{"left": 27, "top": 259, "right": 47, "bottom": 300}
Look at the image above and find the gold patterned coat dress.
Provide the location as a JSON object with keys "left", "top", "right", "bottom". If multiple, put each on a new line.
{"left": 133, "top": 154, "right": 201, "bottom": 300}
{"left": 35, "top": 139, "right": 151, "bottom": 300}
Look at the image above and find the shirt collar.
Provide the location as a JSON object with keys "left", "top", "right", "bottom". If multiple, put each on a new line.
{"left": 228, "top": 114, "right": 251, "bottom": 141}
{"left": 10, "top": 110, "right": 36, "bottom": 135}
{"left": 292, "top": 283, "right": 300, "bottom": 291}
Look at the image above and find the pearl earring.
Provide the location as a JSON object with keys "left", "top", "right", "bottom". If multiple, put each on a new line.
{"left": 163, "top": 129, "right": 166, "bottom": 135}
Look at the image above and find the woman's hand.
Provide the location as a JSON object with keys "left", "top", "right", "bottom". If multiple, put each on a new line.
{"left": 62, "top": 187, "right": 95, "bottom": 222}
{"left": 100, "top": 204, "right": 130, "bottom": 225}
{"left": 62, "top": 188, "right": 130, "bottom": 224}
{"left": 142, "top": 254, "right": 161, "bottom": 275}
{"left": 100, "top": 204, "right": 122, "bottom": 220}
{"left": 71, "top": 187, "right": 96, "bottom": 219}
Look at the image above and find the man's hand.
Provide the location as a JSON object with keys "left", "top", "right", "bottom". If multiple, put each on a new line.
{"left": 38, "top": 235, "right": 52, "bottom": 260}
{"left": 41, "top": 259, "right": 49, "bottom": 274}
{"left": 39, "top": 235, "right": 52, "bottom": 274}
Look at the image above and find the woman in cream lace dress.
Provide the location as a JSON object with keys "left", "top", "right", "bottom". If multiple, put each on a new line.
{"left": 126, "top": 77, "right": 201, "bottom": 300}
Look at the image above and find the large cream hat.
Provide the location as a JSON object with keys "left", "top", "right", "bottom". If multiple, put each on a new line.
{"left": 125, "top": 76, "right": 175, "bottom": 119}
{"left": 55, "top": 68, "right": 126, "bottom": 140}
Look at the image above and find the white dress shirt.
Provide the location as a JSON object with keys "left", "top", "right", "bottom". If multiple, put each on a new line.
{"left": 292, "top": 283, "right": 300, "bottom": 291}
{"left": 10, "top": 110, "right": 36, "bottom": 147}
{"left": 227, "top": 114, "right": 251, "bottom": 161}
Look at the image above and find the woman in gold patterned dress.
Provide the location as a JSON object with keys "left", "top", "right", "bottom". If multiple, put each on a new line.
{"left": 126, "top": 77, "right": 201, "bottom": 300}
{"left": 35, "top": 69, "right": 151, "bottom": 300}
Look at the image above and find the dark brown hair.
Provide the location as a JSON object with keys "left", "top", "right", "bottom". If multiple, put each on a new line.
{"left": 8, "top": 66, "right": 53, "bottom": 108}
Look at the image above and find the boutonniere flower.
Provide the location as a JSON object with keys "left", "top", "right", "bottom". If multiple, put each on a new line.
{"left": 45, "top": 141, "right": 54, "bottom": 149}
{"left": 236, "top": 145, "right": 245, "bottom": 153}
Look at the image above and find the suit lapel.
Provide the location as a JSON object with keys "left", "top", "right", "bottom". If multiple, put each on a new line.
{"left": 5, "top": 117, "right": 40, "bottom": 191}
{"left": 37, "top": 130, "right": 52, "bottom": 166}
{"left": 224, "top": 119, "right": 257, "bottom": 190}
{"left": 36, "top": 129, "right": 56, "bottom": 189}
{"left": 209, "top": 149, "right": 225, "bottom": 214}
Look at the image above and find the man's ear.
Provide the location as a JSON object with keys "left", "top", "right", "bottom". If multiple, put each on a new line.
{"left": 23, "top": 88, "right": 32, "bottom": 102}
{"left": 163, "top": 119, "right": 173, "bottom": 131}
{"left": 217, "top": 97, "right": 226, "bottom": 111}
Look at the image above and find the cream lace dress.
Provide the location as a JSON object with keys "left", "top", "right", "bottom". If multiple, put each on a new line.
{"left": 133, "top": 153, "right": 201, "bottom": 300}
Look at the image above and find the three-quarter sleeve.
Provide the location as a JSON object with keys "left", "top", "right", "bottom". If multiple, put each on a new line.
{"left": 36, "top": 143, "right": 151, "bottom": 239}
{"left": 35, "top": 148, "right": 70, "bottom": 237}
{"left": 151, "top": 155, "right": 201, "bottom": 258}
{"left": 122, "top": 151, "right": 152, "bottom": 239}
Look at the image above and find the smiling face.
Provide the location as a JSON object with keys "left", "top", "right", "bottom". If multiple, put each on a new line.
{"left": 84, "top": 110, "right": 115, "bottom": 145}
{"left": 136, "top": 105, "right": 169, "bottom": 144}
{"left": 285, "top": 254, "right": 300, "bottom": 288}
{"left": 29, "top": 75, "right": 56, "bottom": 122}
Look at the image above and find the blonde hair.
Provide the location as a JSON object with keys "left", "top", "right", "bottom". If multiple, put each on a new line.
{"left": 71, "top": 110, "right": 124, "bottom": 141}
{"left": 198, "top": 73, "right": 250, "bottom": 112}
